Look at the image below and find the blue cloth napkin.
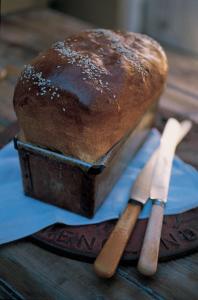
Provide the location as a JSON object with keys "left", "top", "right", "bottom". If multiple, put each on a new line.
{"left": 0, "top": 129, "right": 198, "bottom": 245}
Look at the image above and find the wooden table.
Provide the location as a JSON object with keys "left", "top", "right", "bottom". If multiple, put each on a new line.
{"left": 0, "top": 9, "right": 198, "bottom": 300}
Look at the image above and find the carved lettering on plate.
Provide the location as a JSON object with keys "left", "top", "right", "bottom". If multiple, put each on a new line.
{"left": 161, "top": 233, "right": 180, "bottom": 250}
{"left": 56, "top": 230, "right": 75, "bottom": 247}
{"left": 33, "top": 208, "right": 198, "bottom": 261}
{"left": 178, "top": 228, "right": 197, "bottom": 241}
{"left": 76, "top": 235, "right": 96, "bottom": 250}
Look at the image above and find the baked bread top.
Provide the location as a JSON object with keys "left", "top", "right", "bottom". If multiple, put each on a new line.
{"left": 13, "top": 29, "right": 168, "bottom": 162}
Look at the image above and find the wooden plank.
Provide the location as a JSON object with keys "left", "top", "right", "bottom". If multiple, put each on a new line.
{"left": 2, "top": 0, "right": 48, "bottom": 15}
{"left": 1, "top": 9, "right": 92, "bottom": 53}
{"left": 0, "top": 81, "right": 17, "bottom": 123}
{"left": 166, "top": 50, "right": 198, "bottom": 96}
{"left": 0, "top": 278, "right": 25, "bottom": 300}
{"left": 0, "top": 42, "right": 35, "bottom": 67}
{"left": 119, "top": 253, "right": 198, "bottom": 300}
{"left": 0, "top": 125, "right": 5, "bottom": 134}
{"left": 0, "top": 121, "right": 19, "bottom": 149}
{"left": 156, "top": 111, "right": 198, "bottom": 168}
{"left": 0, "top": 44, "right": 34, "bottom": 131}
{"left": 160, "top": 85, "right": 198, "bottom": 123}
{"left": 0, "top": 241, "right": 154, "bottom": 300}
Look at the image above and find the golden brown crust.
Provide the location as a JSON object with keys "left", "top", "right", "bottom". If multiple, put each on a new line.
{"left": 13, "top": 29, "right": 168, "bottom": 162}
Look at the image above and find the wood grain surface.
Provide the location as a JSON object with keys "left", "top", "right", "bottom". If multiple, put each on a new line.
{"left": 0, "top": 8, "right": 198, "bottom": 300}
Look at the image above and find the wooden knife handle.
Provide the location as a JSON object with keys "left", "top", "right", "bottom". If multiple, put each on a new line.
{"left": 137, "top": 201, "right": 164, "bottom": 276}
{"left": 94, "top": 202, "right": 141, "bottom": 278}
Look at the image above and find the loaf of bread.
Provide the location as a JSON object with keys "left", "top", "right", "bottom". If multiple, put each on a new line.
{"left": 13, "top": 29, "right": 168, "bottom": 162}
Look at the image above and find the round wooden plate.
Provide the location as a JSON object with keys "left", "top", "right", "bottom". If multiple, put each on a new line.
{"left": 32, "top": 207, "right": 198, "bottom": 263}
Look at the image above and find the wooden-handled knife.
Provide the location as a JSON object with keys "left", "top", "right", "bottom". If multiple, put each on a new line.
{"left": 94, "top": 140, "right": 160, "bottom": 278}
{"left": 137, "top": 118, "right": 192, "bottom": 276}
{"left": 94, "top": 119, "right": 191, "bottom": 278}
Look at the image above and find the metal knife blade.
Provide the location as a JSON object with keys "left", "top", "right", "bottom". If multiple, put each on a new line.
{"left": 130, "top": 149, "right": 158, "bottom": 204}
{"left": 131, "top": 119, "right": 192, "bottom": 205}
{"left": 149, "top": 118, "right": 191, "bottom": 202}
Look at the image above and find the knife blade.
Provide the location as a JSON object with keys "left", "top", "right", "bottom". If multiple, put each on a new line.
{"left": 137, "top": 118, "right": 192, "bottom": 276}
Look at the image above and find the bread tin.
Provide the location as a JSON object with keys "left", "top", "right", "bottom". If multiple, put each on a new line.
{"left": 14, "top": 105, "right": 156, "bottom": 218}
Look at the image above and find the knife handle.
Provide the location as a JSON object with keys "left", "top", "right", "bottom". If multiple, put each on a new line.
{"left": 137, "top": 200, "right": 164, "bottom": 276}
{"left": 94, "top": 202, "right": 142, "bottom": 278}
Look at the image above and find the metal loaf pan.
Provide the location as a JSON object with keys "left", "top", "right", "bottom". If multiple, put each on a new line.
{"left": 14, "top": 105, "right": 156, "bottom": 218}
